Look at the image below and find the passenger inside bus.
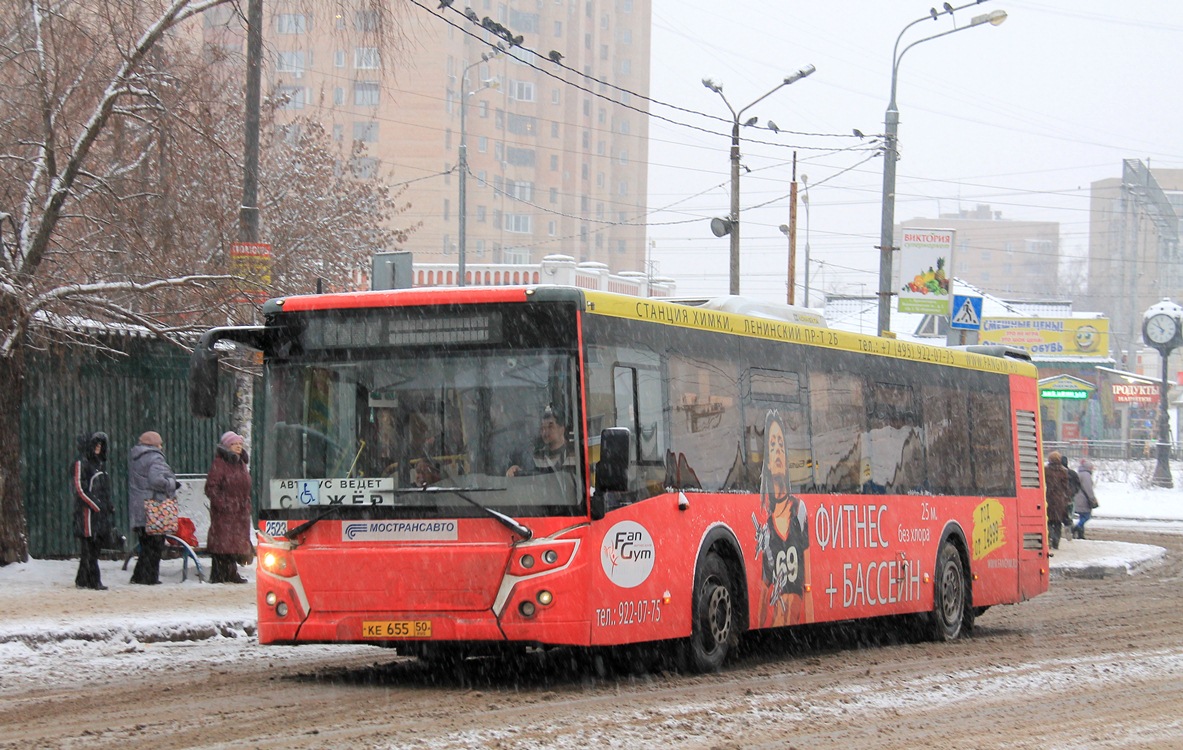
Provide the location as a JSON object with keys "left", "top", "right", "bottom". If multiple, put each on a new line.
{"left": 412, "top": 457, "right": 442, "bottom": 486}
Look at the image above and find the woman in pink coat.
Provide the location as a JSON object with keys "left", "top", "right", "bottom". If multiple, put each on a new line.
{"left": 204, "top": 431, "right": 253, "bottom": 584}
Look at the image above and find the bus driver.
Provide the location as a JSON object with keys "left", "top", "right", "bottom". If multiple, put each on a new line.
{"left": 506, "top": 406, "right": 574, "bottom": 476}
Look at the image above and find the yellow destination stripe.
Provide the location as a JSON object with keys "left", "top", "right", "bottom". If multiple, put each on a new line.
{"left": 582, "top": 291, "right": 1037, "bottom": 377}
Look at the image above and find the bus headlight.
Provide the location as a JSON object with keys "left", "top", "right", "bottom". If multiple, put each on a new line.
{"left": 519, "top": 601, "right": 536, "bottom": 618}
{"left": 265, "top": 591, "right": 278, "bottom": 606}
{"left": 261, "top": 549, "right": 296, "bottom": 578}
{"left": 276, "top": 602, "right": 289, "bottom": 617}
{"left": 542, "top": 549, "right": 558, "bottom": 564}
{"left": 536, "top": 590, "right": 553, "bottom": 606}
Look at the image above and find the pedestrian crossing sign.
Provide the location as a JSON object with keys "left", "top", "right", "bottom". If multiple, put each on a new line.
{"left": 950, "top": 294, "right": 982, "bottom": 330}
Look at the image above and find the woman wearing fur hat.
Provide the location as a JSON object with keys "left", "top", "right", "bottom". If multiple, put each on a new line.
{"left": 204, "top": 431, "right": 252, "bottom": 584}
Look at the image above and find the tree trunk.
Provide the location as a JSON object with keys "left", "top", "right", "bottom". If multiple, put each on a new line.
{"left": 234, "top": 370, "right": 253, "bottom": 447}
{"left": 0, "top": 343, "right": 28, "bottom": 564}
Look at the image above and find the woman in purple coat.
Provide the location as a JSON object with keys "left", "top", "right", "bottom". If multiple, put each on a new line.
{"left": 204, "top": 431, "right": 253, "bottom": 584}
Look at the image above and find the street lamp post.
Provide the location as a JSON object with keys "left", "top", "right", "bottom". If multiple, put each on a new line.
{"left": 877, "top": 3, "right": 1006, "bottom": 336}
{"left": 704, "top": 65, "right": 815, "bottom": 296}
{"left": 458, "top": 50, "right": 500, "bottom": 286}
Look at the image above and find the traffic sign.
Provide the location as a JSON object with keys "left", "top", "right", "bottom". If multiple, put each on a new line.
{"left": 950, "top": 294, "right": 982, "bottom": 330}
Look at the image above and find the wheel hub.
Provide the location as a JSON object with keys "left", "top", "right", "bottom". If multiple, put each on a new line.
{"left": 707, "top": 583, "right": 731, "bottom": 646}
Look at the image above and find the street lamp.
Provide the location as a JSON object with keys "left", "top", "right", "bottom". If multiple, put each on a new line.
{"left": 704, "top": 65, "right": 815, "bottom": 296}
{"left": 876, "top": 3, "right": 1006, "bottom": 336}
{"left": 458, "top": 50, "right": 500, "bottom": 286}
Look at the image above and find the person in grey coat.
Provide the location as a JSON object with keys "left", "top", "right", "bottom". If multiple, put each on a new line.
{"left": 1072, "top": 458, "right": 1099, "bottom": 539}
{"left": 128, "top": 430, "right": 180, "bottom": 585}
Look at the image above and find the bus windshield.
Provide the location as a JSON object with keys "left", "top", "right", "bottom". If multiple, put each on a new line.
{"left": 262, "top": 349, "right": 582, "bottom": 517}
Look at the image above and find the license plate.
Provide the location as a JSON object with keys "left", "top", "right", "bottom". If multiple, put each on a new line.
{"left": 361, "top": 620, "right": 432, "bottom": 639}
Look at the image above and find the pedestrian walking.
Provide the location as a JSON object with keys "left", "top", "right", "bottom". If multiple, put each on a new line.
{"left": 1044, "top": 451, "right": 1071, "bottom": 551}
{"left": 72, "top": 431, "right": 112, "bottom": 590}
{"left": 1062, "top": 453, "right": 1082, "bottom": 538}
{"left": 1072, "top": 459, "right": 1100, "bottom": 539}
{"left": 204, "top": 431, "right": 252, "bottom": 584}
{"left": 128, "top": 430, "right": 179, "bottom": 585}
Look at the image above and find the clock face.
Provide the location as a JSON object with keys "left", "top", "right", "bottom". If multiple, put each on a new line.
{"left": 1146, "top": 313, "right": 1178, "bottom": 345}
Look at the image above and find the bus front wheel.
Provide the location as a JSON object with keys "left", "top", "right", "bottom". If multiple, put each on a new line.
{"left": 687, "top": 552, "right": 736, "bottom": 672}
{"left": 930, "top": 540, "right": 973, "bottom": 641}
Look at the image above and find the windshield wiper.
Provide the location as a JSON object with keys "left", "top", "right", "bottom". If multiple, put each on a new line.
{"left": 284, "top": 504, "right": 344, "bottom": 540}
{"left": 391, "top": 486, "right": 505, "bottom": 494}
{"left": 453, "top": 489, "right": 533, "bottom": 540}
{"left": 287, "top": 487, "right": 532, "bottom": 542}
{"left": 391, "top": 486, "right": 531, "bottom": 539}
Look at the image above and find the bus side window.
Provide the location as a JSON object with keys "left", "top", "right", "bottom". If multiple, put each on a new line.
{"left": 667, "top": 353, "right": 742, "bottom": 492}
{"left": 867, "top": 381, "right": 924, "bottom": 494}
{"left": 744, "top": 368, "right": 813, "bottom": 493}
{"left": 808, "top": 368, "right": 866, "bottom": 493}
{"left": 613, "top": 366, "right": 637, "bottom": 462}
{"left": 610, "top": 365, "right": 665, "bottom": 505}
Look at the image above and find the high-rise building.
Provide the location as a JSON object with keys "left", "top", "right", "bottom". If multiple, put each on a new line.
{"left": 201, "top": 1, "right": 652, "bottom": 280}
{"left": 1086, "top": 160, "right": 1183, "bottom": 366}
{"left": 899, "top": 204, "right": 1060, "bottom": 301}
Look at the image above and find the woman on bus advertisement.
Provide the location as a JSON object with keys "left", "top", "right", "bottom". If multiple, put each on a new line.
{"left": 754, "top": 410, "right": 814, "bottom": 627}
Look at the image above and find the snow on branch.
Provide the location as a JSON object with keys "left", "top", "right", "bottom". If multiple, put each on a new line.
{"left": 19, "top": 0, "right": 233, "bottom": 278}
{"left": 0, "top": 273, "right": 236, "bottom": 355}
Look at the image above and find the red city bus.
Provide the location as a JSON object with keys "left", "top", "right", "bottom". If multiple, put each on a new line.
{"left": 190, "top": 286, "right": 1049, "bottom": 671}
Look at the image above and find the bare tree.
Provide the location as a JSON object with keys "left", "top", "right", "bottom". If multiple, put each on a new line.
{"left": 0, "top": 0, "right": 415, "bottom": 563}
{"left": 260, "top": 115, "right": 420, "bottom": 295}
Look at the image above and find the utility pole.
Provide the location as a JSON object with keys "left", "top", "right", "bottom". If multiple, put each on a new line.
{"left": 232, "top": 0, "right": 264, "bottom": 445}
{"left": 787, "top": 152, "right": 798, "bottom": 305}
{"left": 239, "top": 0, "right": 262, "bottom": 244}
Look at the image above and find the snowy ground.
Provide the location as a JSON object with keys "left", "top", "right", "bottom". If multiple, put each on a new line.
{"left": 0, "top": 461, "right": 1179, "bottom": 696}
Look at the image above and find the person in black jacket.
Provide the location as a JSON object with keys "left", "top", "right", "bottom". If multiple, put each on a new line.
{"left": 73, "top": 432, "right": 112, "bottom": 590}
{"left": 1062, "top": 454, "right": 1082, "bottom": 532}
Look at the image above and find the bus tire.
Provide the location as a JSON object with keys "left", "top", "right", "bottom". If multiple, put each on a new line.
{"left": 688, "top": 552, "right": 736, "bottom": 673}
{"left": 930, "top": 540, "right": 972, "bottom": 641}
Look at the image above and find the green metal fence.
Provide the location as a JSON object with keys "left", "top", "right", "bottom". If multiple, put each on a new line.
{"left": 20, "top": 334, "right": 256, "bottom": 558}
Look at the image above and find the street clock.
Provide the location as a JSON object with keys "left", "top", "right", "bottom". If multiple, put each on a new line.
{"left": 1145, "top": 313, "right": 1178, "bottom": 346}
{"left": 1141, "top": 298, "right": 1181, "bottom": 488}
{"left": 1142, "top": 300, "right": 1183, "bottom": 350}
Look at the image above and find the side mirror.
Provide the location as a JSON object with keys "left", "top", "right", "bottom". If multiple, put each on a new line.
{"left": 189, "top": 345, "right": 221, "bottom": 418}
{"left": 592, "top": 427, "right": 630, "bottom": 519}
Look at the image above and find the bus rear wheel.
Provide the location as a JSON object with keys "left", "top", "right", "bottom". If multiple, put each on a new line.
{"left": 687, "top": 552, "right": 736, "bottom": 673}
{"left": 931, "top": 540, "right": 973, "bottom": 641}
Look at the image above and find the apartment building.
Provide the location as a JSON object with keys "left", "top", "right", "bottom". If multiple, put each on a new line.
{"left": 1085, "top": 160, "right": 1183, "bottom": 366}
{"left": 899, "top": 204, "right": 1060, "bottom": 301}
{"left": 201, "top": 0, "right": 652, "bottom": 279}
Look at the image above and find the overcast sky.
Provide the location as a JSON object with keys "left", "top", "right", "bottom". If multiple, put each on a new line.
{"left": 643, "top": 0, "right": 1183, "bottom": 303}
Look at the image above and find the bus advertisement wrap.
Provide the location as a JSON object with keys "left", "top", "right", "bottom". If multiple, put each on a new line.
{"left": 194, "top": 285, "right": 1048, "bottom": 671}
